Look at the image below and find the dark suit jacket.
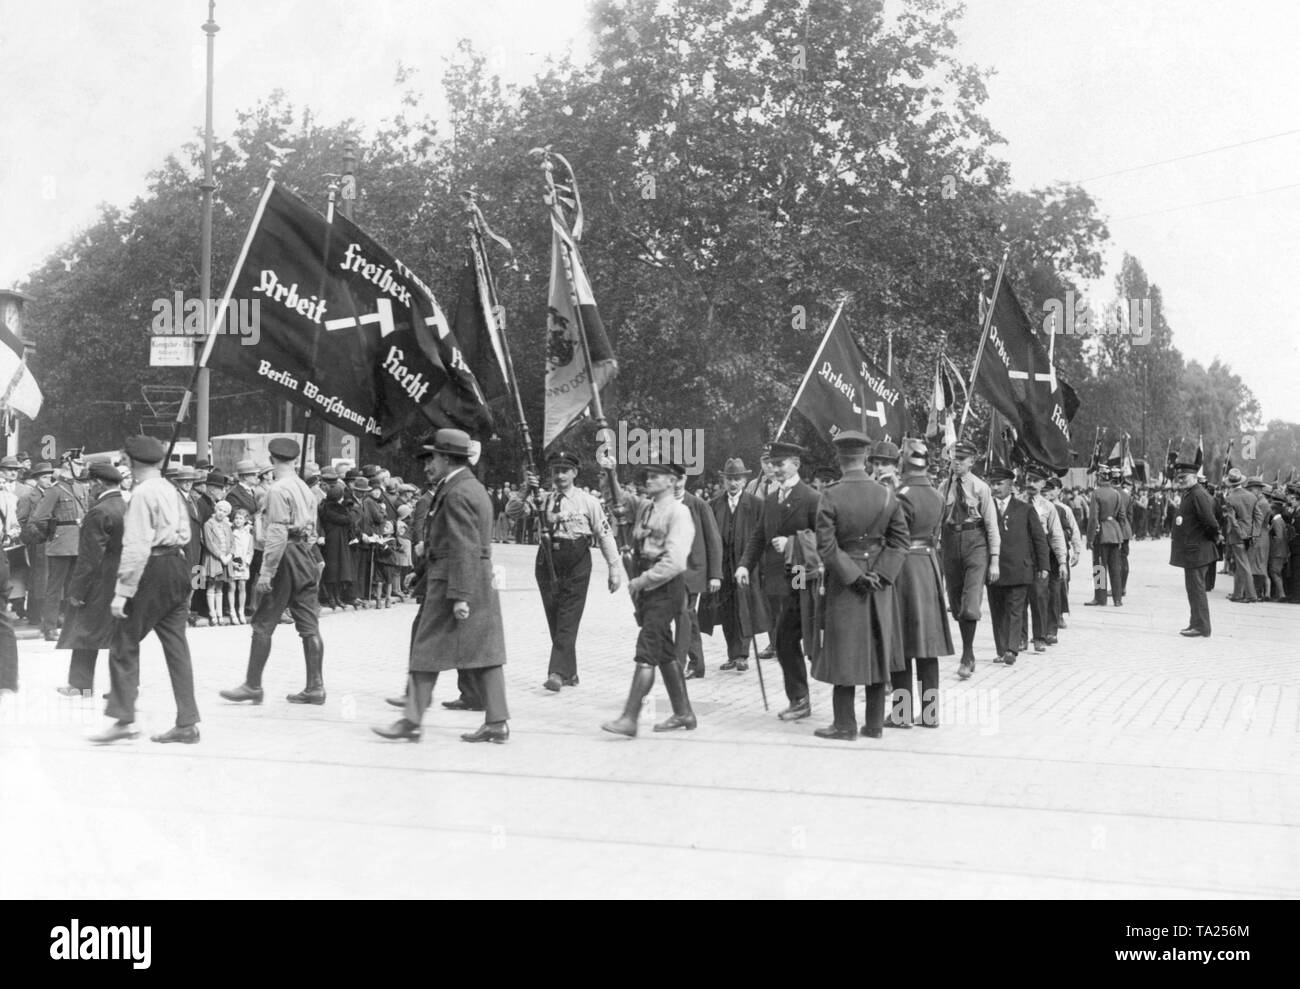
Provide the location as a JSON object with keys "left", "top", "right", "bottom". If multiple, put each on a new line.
{"left": 1170, "top": 483, "right": 1220, "bottom": 569}
{"left": 741, "top": 480, "right": 820, "bottom": 595}
{"left": 61, "top": 490, "right": 128, "bottom": 648}
{"left": 1087, "top": 485, "right": 1125, "bottom": 545}
{"left": 711, "top": 489, "right": 764, "bottom": 577}
{"left": 680, "top": 490, "right": 722, "bottom": 593}
{"left": 994, "top": 496, "right": 1048, "bottom": 586}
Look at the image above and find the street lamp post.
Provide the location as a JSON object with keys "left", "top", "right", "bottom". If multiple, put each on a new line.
{"left": 195, "top": 0, "right": 219, "bottom": 465}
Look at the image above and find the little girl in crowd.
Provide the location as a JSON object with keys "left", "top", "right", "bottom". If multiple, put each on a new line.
{"left": 202, "top": 500, "right": 234, "bottom": 625}
{"left": 228, "top": 507, "right": 254, "bottom": 624}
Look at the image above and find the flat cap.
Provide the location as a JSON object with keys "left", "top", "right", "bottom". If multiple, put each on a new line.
{"left": 951, "top": 440, "right": 979, "bottom": 460}
{"left": 124, "top": 435, "right": 167, "bottom": 465}
{"left": 830, "top": 430, "right": 870, "bottom": 454}
{"left": 643, "top": 461, "right": 686, "bottom": 478}
{"left": 986, "top": 464, "right": 1016, "bottom": 482}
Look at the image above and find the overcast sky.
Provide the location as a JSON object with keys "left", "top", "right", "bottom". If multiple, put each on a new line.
{"left": 2, "top": 0, "right": 1298, "bottom": 424}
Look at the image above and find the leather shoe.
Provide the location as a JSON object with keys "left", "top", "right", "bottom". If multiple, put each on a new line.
{"left": 219, "top": 683, "right": 264, "bottom": 704}
{"left": 734, "top": 660, "right": 749, "bottom": 672}
{"left": 1002, "top": 651, "right": 1018, "bottom": 666}
{"left": 859, "top": 725, "right": 884, "bottom": 739}
{"left": 993, "top": 653, "right": 1006, "bottom": 664}
{"left": 777, "top": 699, "right": 811, "bottom": 721}
{"left": 884, "top": 720, "right": 913, "bottom": 729}
{"left": 1083, "top": 599, "right": 1105, "bottom": 606}
{"left": 756, "top": 645, "right": 775, "bottom": 659}
{"left": 90, "top": 721, "right": 139, "bottom": 744}
{"left": 1179, "top": 628, "right": 1209, "bottom": 637}
{"left": 1057, "top": 618, "right": 1068, "bottom": 629}
{"left": 685, "top": 666, "right": 704, "bottom": 680}
{"left": 814, "top": 724, "right": 856, "bottom": 741}
{"left": 957, "top": 660, "right": 974, "bottom": 679}
{"left": 373, "top": 719, "right": 421, "bottom": 742}
{"left": 461, "top": 722, "right": 509, "bottom": 744}
{"left": 151, "top": 724, "right": 200, "bottom": 744}
{"left": 287, "top": 686, "right": 326, "bottom": 705}
{"left": 543, "top": 674, "right": 563, "bottom": 692}
{"left": 719, "top": 659, "right": 738, "bottom": 671}
{"left": 1044, "top": 635, "right": 1058, "bottom": 645}
{"left": 385, "top": 696, "right": 407, "bottom": 708}
{"left": 56, "top": 686, "right": 90, "bottom": 697}
{"left": 442, "top": 697, "right": 484, "bottom": 711}
{"left": 1032, "top": 639, "right": 1046, "bottom": 653}
{"left": 562, "top": 675, "right": 580, "bottom": 687}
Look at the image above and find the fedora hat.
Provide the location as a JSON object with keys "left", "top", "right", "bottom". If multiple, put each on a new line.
{"left": 722, "top": 457, "right": 752, "bottom": 477}
{"left": 420, "top": 428, "right": 473, "bottom": 459}
{"left": 1224, "top": 468, "right": 1245, "bottom": 487}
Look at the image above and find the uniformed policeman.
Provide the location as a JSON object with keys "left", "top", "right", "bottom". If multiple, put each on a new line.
{"left": 936, "top": 440, "right": 1000, "bottom": 678}
{"left": 220, "top": 437, "right": 325, "bottom": 706}
{"left": 27, "top": 458, "right": 90, "bottom": 640}
{"left": 889, "top": 439, "right": 953, "bottom": 728}
{"left": 601, "top": 460, "right": 697, "bottom": 737}
{"left": 91, "top": 435, "right": 200, "bottom": 744}
{"left": 517, "top": 450, "right": 623, "bottom": 692}
{"left": 810, "top": 430, "right": 909, "bottom": 740}
{"left": 1085, "top": 467, "right": 1126, "bottom": 606}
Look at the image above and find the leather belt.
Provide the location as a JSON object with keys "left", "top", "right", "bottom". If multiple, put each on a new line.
{"left": 149, "top": 545, "right": 184, "bottom": 557}
{"left": 945, "top": 520, "right": 983, "bottom": 532}
{"left": 843, "top": 535, "right": 884, "bottom": 549}
{"left": 55, "top": 520, "right": 81, "bottom": 526}
{"left": 909, "top": 539, "right": 935, "bottom": 549}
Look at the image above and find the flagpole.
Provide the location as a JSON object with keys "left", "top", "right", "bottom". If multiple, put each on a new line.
{"left": 775, "top": 297, "right": 847, "bottom": 441}
{"left": 296, "top": 181, "right": 338, "bottom": 476}
{"left": 959, "top": 247, "right": 1010, "bottom": 439}
{"left": 195, "top": 0, "right": 219, "bottom": 469}
{"left": 164, "top": 171, "right": 278, "bottom": 471}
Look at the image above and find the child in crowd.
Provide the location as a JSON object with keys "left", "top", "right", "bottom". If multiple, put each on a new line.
{"left": 202, "top": 499, "right": 234, "bottom": 626}
{"left": 228, "top": 507, "right": 254, "bottom": 624}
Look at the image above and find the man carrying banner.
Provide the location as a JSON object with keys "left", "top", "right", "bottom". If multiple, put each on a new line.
{"left": 737, "top": 440, "right": 820, "bottom": 720}
{"left": 937, "top": 441, "right": 999, "bottom": 678}
{"left": 219, "top": 438, "right": 326, "bottom": 706}
{"left": 517, "top": 450, "right": 623, "bottom": 692}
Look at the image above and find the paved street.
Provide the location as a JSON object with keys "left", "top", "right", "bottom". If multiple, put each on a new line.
{"left": 2, "top": 537, "right": 1298, "bottom": 899}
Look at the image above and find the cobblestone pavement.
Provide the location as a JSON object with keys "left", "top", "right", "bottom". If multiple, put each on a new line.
{"left": 2, "top": 538, "right": 1297, "bottom": 899}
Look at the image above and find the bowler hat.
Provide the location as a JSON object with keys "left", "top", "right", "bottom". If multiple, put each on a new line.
{"left": 124, "top": 435, "right": 167, "bottom": 465}
{"left": 867, "top": 439, "right": 900, "bottom": 462}
{"left": 205, "top": 471, "right": 231, "bottom": 487}
{"left": 722, "top": 457, "right": 752, "bottom": 477}
{"left": 768, "top": 440, "right": 805, "bottom": 460}
{"left": 88, "top": 461, "right": 123, "bottom": 483}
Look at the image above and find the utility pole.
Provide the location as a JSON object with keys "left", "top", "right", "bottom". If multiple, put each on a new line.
{"left": 195, "top": 0, "right": 219, "bottom": 464}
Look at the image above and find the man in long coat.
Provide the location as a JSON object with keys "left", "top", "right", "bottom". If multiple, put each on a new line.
{"left": 27, "top": 460, "right": 90, "bottom": 640}
{"left": 1246, "top": 476, "right": 1271, "bottom": 601}
{"left": 709, "top": 458, "right": 768, "bottom": 672}
{"left": 674, "top": 471, "right": 722, "bottom": 679}
{"left": 55, "top": 462, "right": 127, "bottom": 695}
{"left": 888, "top": 439, "right": 953, "bottom": 729}
{"left": 374, "top": 429, "right": 509, "bottom": 744}
{"left": 810, "top": 431, "right": 909, "bottom": 740}
{"left": 1170, "top": 462, "right": 1221, "bottom": 636}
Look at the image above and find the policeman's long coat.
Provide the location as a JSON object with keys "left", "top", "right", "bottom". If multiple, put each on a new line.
{"left": 895, "top": 475, "right": 954, "bottom": 659}
{"left": 55, "top": 491, "right": 126, "bottom": 650}
{"left": 1169, "top": 483, "right": 1220, "bottom": 569}
{"left": 810, "top": 471, "right": 909, "bottom": 686}
{"left": 409, "top": 469, "right": 506, "bottom": 672}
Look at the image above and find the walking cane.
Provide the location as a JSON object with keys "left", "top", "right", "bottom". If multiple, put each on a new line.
{"left": 750, "top": 632, "right": 769, "bottom": 711}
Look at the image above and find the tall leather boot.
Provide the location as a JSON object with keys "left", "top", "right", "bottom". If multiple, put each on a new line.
{"left": 654, "top": 659, "right": 697, "bottom": 731}
{"left": 288, "top": 635, "right": 326, "bottom": 704}
{"left": 601, "top": 663, "right": 656, "bottom": 737}
{"left": 220, "top": 632, "right": 272, "bottom": 703}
